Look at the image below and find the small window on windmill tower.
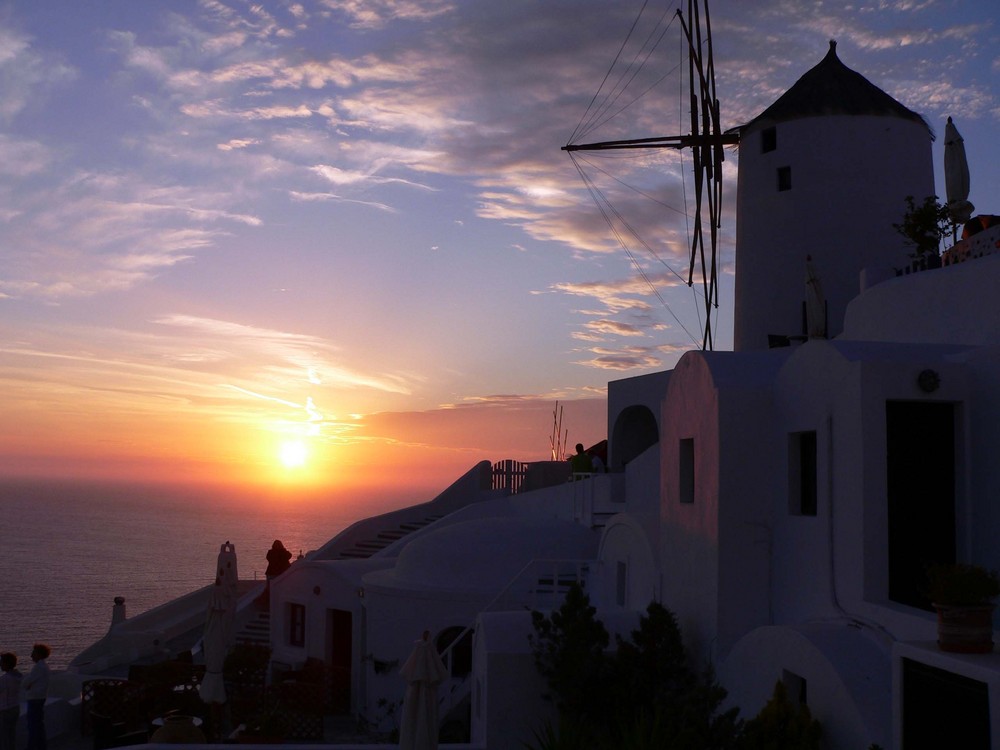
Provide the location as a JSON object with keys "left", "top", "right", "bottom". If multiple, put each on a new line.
{"left": 777, "top": 166, "right": 792, "bottom": 192}
{"left": 761, "top": 126, "right": 777, "bottom": 153}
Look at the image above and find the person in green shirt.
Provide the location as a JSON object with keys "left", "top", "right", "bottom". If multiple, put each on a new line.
{"left": 570, "top": 443, "right": 593, "bottom": 476}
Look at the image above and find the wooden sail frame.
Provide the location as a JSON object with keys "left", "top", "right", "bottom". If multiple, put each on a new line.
{"left": 563, "top": 0, "right": 737, "bottom": 351}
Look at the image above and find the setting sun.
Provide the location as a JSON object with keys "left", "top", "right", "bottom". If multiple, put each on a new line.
{"left": 279, "top": 440, "right": 308, "bottom": 469}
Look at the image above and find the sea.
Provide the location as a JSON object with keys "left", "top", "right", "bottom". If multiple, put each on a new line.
{"left": 1, "top": 478, "right": 413, "bottom": 670}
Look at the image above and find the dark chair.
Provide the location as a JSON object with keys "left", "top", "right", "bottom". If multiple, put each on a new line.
{"left": 90, "top": 712, "right": 148, "bottom": 750}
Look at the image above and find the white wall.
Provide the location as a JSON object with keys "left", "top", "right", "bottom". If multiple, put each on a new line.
{"left": 596, "top": 513, "right": 659, "bottom": 611}
{"left": 716, "top": 380, "right": 778, "bottom": 656}
{"left": 735, "top": 115, "right": 933, "bottom": 350}
{"left": 721, "top": 624, "right": 891, "bottom": 749}
{"left": 660, "top": 352, "right": 721, "bottom": 662}
{"left": 472, "top": 612, "right": 554, "bottom": 750}
{"left": 843, "top": 254, "right": 1000, "bottom": 346}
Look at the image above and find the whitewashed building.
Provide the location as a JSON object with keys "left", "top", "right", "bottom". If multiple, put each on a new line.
{"left": 266, "top": 43, "right": 1000, "bottom": 749}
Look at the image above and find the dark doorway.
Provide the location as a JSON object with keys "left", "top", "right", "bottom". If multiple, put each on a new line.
{"left": 886, "top": 401, "right": 956, "bottom": 609}
{"left": 902, "top": 659, "right": 989, "bottom": 749}
{"left": 435, "top": 626, "right": 473, "bottom": 678}
{"left": 611, "top": 406, "right": 658, "bottom": 470}
{"left": 327, "top": 609, "right": 352, "bottom": 714}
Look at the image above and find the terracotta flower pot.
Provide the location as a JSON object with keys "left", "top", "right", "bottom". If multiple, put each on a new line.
{"left": 934, "top": 604, "right": 995, "bottom": 653}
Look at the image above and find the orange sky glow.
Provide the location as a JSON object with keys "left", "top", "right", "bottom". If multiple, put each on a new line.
{"left": 0, "top": 384, "right": 608, "bottom": 504}
{"left": 1, "top": 1, "right": 993, "bottom": 509}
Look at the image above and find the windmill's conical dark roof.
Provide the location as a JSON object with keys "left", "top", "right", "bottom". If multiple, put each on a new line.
{"left": 744, "top": 41, "right": 930, "bottom": 133}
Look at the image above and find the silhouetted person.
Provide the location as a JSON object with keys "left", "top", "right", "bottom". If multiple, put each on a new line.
{"left": 570, "top": 443, "right": 593, "bottom": 475}
{"left": 24, "top": 644, "right": 50, "bottom": 750}
{"left": 265, "top": 540, "right": 292, "bottom": 581}
{"left": 0, "top": 652, "right": 22, "bottom": 750}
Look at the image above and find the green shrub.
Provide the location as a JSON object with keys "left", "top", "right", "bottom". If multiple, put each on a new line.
{"left": 528, "top": 586, "right": 740, "bottom": 749}
{"left": 738, "top": 681, "right": 821, "bottom": 750}
{"left": 926, "top": 563, "right": 1000, "bottom": 606}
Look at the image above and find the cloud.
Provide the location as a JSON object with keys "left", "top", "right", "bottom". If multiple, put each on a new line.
{"left": 317, "top": 0, "right": 456, "bottom": 30}
{"left": 357, "top": 393, "right": 606, "bottom": 460}
{"left": 0, "top": 27, "right": 76, "bottom": 121}
{"left": 310, "top": 163, "right": 435, "bottom": 191}
{"left": 288, "top": 191, "right": 395, "bottom": 211}
{"left": 153, "top": 314, "right": 413, "bottom": 395}
{"left": 583, "top": 319, "right": 646, "bottom": 337}
{"left": 0, "top": 172, "right": 262, "bottom": 299}
{"left": 575, "top": 343, "right": 690, "bottom": 371}
{"left": 0, "top": 135, "right": 52, "bottom": 177}
{"left": 3, "top": 0, "right": 996, "bottom": 360}
{"left": 217, "top": 138, "right": 261, "bottom": 151}
{"left": 551, "top": 274, "right": 686, "bottom": 311}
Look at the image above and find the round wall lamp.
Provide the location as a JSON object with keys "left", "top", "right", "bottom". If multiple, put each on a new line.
{"left": 917, "top": 369, "right": 940, "bottom": 393}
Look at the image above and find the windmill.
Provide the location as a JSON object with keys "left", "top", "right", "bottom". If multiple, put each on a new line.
{"left": 562, "top": 0, "right": 737, "bottom": 351}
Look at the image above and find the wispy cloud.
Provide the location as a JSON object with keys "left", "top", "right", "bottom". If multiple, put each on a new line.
{"left": 288, "top": 191, "right": 395, "bottom": 211}
{"left": 317, "top": 0, "right": 456, "bottom": 30}
{"left": 576, "top": 343, "right": 690, "bottom": 371}
{"left": 0, "top": 174, "right": 260, "bottom": 299}
{"left": 153, "top": 314, "right": 411, "bottom": 393}
{"left": 0, "top": 27, "right": 75, "bottom": 121}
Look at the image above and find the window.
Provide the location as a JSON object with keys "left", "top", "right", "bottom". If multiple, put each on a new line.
{"left": 788, "top": 431, "right": 818, "bottom": 516}
{"left": 777, "top": 166, "right": 792, "bottom": 191}
{"left": 289, "top": 603, "right": 305, "bottom": 647}
{"left": 761, "top": 126, "right": 777, "bottom": 153}
{"left": 616, "top": 561, "right": 628, "bottom": 607}
{"left": 903, "top": 659, "right": 988, "bottom": 747}
{"left": 679, "top": 438, "right": 695, "bottom": 504}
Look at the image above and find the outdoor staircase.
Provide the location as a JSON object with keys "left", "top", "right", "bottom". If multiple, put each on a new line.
{"left": 236, "top": 608, "right": 270, "bottom": 646}
{"left": 336, "top": 514, "right": 443, "bottom": 559}
{"left": 532, "top": 565, "right": 590, "bottom": 600}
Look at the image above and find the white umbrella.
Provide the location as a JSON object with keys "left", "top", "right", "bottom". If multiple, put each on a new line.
{"left": 199, "top": 542, "right": 238, "bottom": 705}
{"left": 944, "top": 116, "right": 974, "bottom": 225}
{"left": 805, "top": 255, "right": 826, "bottom": 339}
{"left": 398, "top": 631, "right": 449, "bottom": 750}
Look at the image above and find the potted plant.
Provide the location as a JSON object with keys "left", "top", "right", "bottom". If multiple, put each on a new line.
{"left": 926, "top": 563, "right": 1000, "bottom": 653}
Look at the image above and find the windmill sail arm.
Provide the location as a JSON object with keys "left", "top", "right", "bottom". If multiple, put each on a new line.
{"left": 562, "top": 133, "right": 737, "bottom": 152}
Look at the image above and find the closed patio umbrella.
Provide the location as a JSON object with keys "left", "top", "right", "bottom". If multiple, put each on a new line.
{"left": 398, "top": 631, "right": 449, "bottom": 750}
{"left": 199, "top": 542, "right": 238, "bottom": 706}
{"left": 805, "top": 255, "right": 826, "bottom": 339}
{"left": 944, "top": 116, "right": 974, "bottom": 226}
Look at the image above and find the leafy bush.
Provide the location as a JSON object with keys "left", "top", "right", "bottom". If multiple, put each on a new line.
{"left": 738, "top": 680, "right": 821, "bottom": 750}
{"left": 529, "top": 582, "right": 611, "bottom": 728}
{"left": 926, "top": 563, "right": 1000, "bottom": 606}
{"left": 893, "top": 195, "right": 952, "bottom": 259}
{"left": 528, "top": 585, "right": 740, "bottom": 749}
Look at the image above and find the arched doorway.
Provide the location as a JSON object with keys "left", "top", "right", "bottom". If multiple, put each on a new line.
{"left": 611, "top": 405, "right": 658, "bottom": 470}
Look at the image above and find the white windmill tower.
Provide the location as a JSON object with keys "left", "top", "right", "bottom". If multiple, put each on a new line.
{"left": 733, "top": 41, "right": 935, "bottom": 351}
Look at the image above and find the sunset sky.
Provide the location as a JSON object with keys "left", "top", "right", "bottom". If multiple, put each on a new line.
{"left": 1, "top": 0, "right": 997, "bottom": 498}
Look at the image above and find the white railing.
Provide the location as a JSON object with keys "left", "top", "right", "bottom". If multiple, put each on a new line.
{"left": 436, "top": 558, "right": 595, "bottom": 722}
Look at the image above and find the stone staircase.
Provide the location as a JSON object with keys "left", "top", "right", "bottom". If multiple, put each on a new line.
{"left": 336, "top": 514, "right": 443, "bottom": 559}
{"left": 237, "top": 608, "right": 271, "bottom": 646}
{"left": 228, "top": 514, "right": 445, "bottom": 646}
